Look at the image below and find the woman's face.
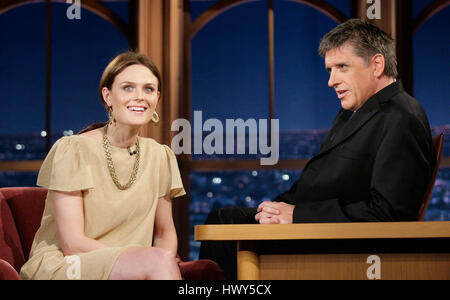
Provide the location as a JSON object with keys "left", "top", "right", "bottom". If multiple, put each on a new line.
{"left": 103, "top": 64, "right": 160, "bottom": 127}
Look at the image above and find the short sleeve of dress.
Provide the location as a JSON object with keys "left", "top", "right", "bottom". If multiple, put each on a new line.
{"left": 36, "top": 136, "right": 94, "bottom": 192}
{"left": 158, "top": 145, "right": 186, "bottom": 199}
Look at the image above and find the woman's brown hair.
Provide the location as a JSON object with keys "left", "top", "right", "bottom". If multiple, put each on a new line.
{"left": 78, "top": 51, "right": 162, "bottom": 134}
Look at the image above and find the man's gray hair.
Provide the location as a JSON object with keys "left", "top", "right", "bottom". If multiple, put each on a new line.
{"left": 318, "top": 19, "right": 398, "bottom": 79}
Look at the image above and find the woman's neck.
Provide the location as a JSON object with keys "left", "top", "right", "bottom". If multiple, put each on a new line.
{"left": 105, "top": 124, "right": 140, "bottom": 148}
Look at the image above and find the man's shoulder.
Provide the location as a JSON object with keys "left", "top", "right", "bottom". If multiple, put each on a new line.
{"left": 378, "top": 90, "right": 432, "bottom": 139}
{"left": 381, "top": 89, "right": 425, "bottom": 118}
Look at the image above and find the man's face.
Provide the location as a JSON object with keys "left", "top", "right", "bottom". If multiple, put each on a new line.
{"left": 325, "top": 43, "right": 378, "bottom": 111}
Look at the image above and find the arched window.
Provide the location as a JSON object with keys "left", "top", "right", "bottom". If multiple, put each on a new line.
{"left": 0, "top": 3, "right": 47, "bottom": 186}
{"left": 186, "top": 0, "right": 350, "bottom": 259}
{"left": 0, "top": 1, "right": 130, "bottom": 187}
{"left": 191, "top": 1, "right": 269, "bottom": 133}
{"left": 413, "top": 3, "right": 450, "bottom": 220}
{"left": 414, "top": 6, "right": 450, "bottom": 127}
{"left": 49, "top": 3, "right": 129, "bottom": 138}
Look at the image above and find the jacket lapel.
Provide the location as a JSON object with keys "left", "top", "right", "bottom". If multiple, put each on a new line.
{"left": 312, "top": 80, "right": 403, "bottom": 160}
{"left": 316, "top": 92, "right": 382, "bottom": 157}
{"left": 326, "top": 104, "right": 379, "bottom": 151}
{"left": 320, "top": 109, "right": 351, "bottom": 150}
{"left": 308, "top": 80, "right": 403, "bottom": 163}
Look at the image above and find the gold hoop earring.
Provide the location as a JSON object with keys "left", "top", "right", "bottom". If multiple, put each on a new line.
{"left": 108, "top": 106, "right": 116, "bottom": 126}
{"left": 151, "top": 111, "right": 159, "bottom": 126}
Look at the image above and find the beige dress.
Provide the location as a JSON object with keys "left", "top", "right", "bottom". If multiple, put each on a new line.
{"left": 19, "top": 135, "right": 185, "bottom": 280}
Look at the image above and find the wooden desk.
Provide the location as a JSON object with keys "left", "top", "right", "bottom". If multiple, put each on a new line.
{"left": 195, "top": 222, "right": 450, "bottom": 280}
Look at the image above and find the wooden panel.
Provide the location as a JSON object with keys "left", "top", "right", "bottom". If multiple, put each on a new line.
{"left": 413, "top": 0, "right": 450, "bottom": 33}
{"left": 354, "top": 0, "right": 396, "bottom": 37}
{"left": 188, "top": 159, "right": 308, "bottom": 171}
{"left": 195, "top": 222, "right": 450, "bottom": 241}
{"left": 188, "top": 0, "right": 252, "bottom": 39}
{"left": 0, "top": 161, "right": 42, "bottom": 172}
{"left": 237, "top": 246, "right": 260, "bottom": 280}
{"left": 290, "top": 0, "right": 348, "bottom": 23}
{"left": 202, "top": 222, "right": 450, "bottom": 279}
{"left": 352, "top": 0, "right": 414, "bottom": 94}
{"left": 137, "top": 0, "right": 164, "bottom": 143}
{"left": 188, "top": 157, "right": 450, "bottom": 171}
{"left": 1, "top": 157, "right": 449, "bottom": 172}
{"left": 268, "top": 0, "right": 274, "bottom": 122}
{"left": 259, "top": 253, "right": 450, "bottom": 280}
{"left": 0, "top": 0, "right": 130, "bottom": 38}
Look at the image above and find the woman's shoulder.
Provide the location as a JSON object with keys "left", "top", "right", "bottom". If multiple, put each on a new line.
{"left": 45, "top": 132, "right": 102, "bottom": 158}
{"left": 38, "top": 135, "right": 95, "bottom": 192}
{"left": 69, "top": 129, "right": 104, "bottom": 149}
{"left": 77, "top": 128, "right": 103, "bottom": 142}
{"left": 46, "top": 134, "right": 93, "bottom": 157}
{"left": 140, "top": 136, "right": 163, "bottom": 149}
{"left": 50, "top": 134, "right": 80, "bottom": 149}
{"left": 140, "top": 137, "right": 175, "bottom": 157}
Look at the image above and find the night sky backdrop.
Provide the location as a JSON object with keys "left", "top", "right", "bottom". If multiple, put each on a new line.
{"left": 1, "top": 0, "right": 449, "bottom": 259}
{"left": 0, "top": 0, "right": 448, "bottom": 134}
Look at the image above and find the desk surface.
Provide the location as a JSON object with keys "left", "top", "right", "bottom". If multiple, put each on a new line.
{"left": 195, "top": 221, "right": 450, "bottom": 241}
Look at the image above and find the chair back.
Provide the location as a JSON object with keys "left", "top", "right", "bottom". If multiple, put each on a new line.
{"left": 417, "top": 134, "right": 444, "bottom": 221}
{"left": 0, "top": 187, "right": 226, "bottom": 280}
{"left": 0, "top": 187, "right": 47, "bottom": 272}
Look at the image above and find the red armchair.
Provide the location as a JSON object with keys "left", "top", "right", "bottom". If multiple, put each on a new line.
{"left": 0, "top": 187, "right": 224, "bottom": 280}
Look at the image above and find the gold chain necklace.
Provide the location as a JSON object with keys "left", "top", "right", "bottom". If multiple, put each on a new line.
{"left": 102, "top": 125, "right": 140, "bottom": 190}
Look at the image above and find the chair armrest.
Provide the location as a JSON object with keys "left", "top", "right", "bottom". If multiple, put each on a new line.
{"left": 0, "top": 259, "right": 21, "bottom": 280}
{"left": 179, "top": 259, "right": 226, "bottom": 280}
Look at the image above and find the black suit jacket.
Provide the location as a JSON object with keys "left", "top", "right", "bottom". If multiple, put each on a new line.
{"left": 274, "top": 81, "right": 435, "bottom": 222}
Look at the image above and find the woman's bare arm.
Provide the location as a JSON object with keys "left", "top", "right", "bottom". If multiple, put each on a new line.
{"left": 51, "top": 190, "right": 107, "bottom": 256}
{"left": 153, "top": 194, "right": 178, "bottom": 255}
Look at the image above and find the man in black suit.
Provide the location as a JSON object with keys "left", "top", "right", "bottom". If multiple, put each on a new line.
{"left": 199, "top": 19, "right": 435, "bottom": 279}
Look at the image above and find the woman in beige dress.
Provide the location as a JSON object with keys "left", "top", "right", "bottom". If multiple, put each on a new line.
{"left": 20, "top": 51, "right": 185, "bottom": 280}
